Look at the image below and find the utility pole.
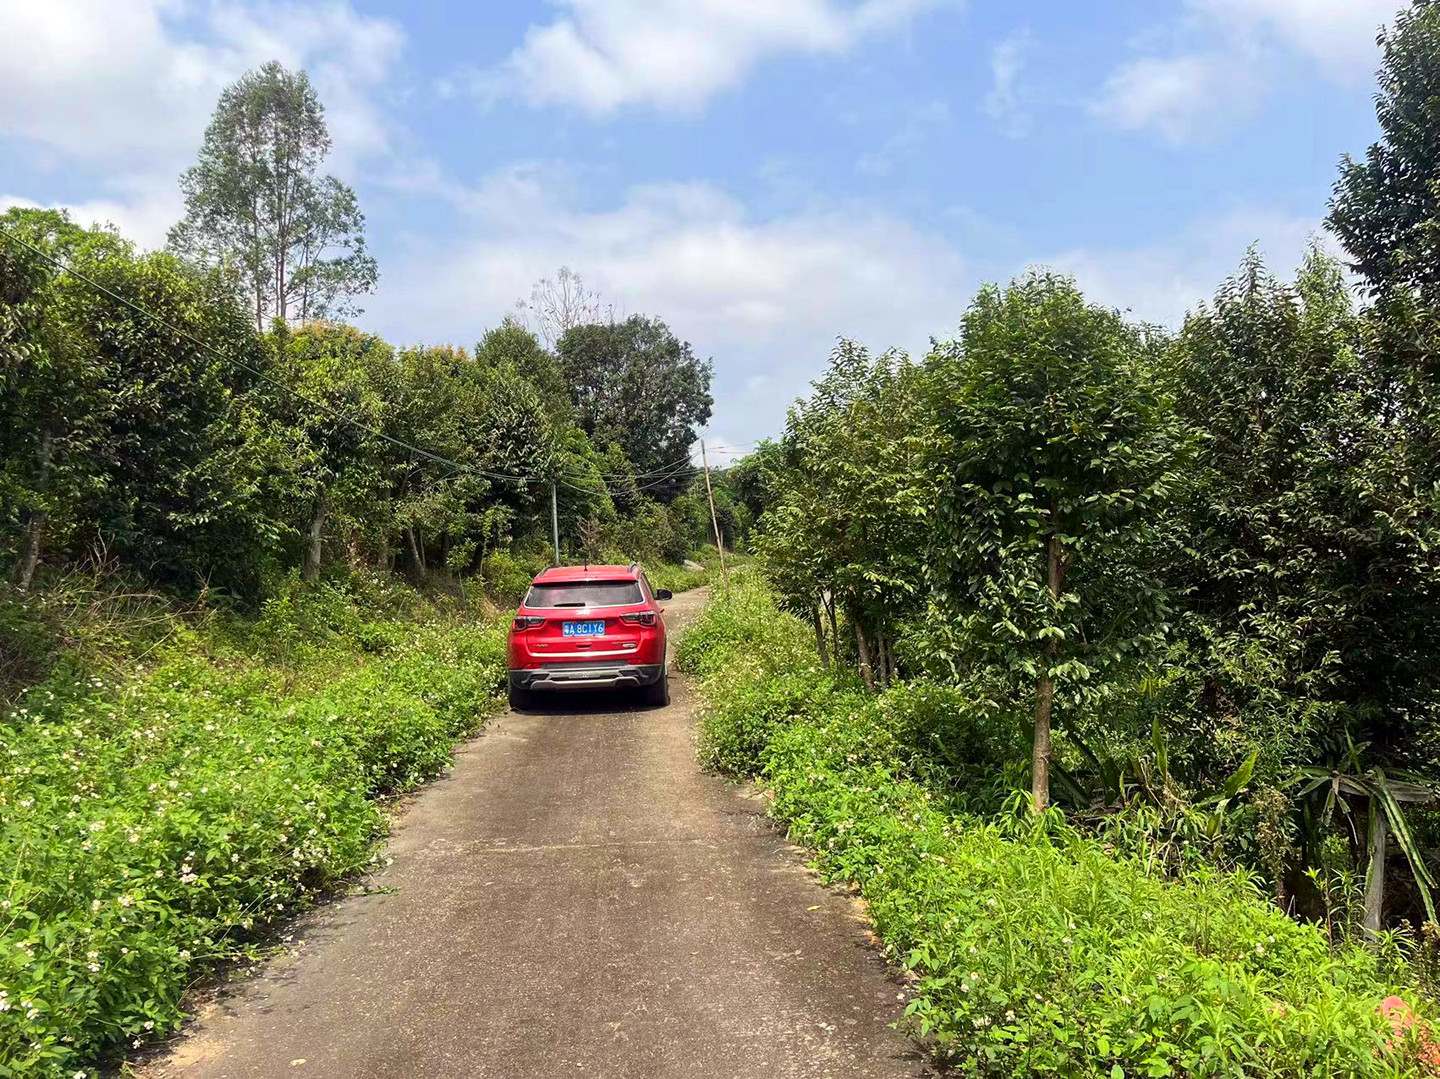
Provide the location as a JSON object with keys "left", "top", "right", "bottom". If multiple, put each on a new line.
{"left": 550, "top": 482, "right": 561, "bottom": 566}
{"left": 699, "top": 439, "right": 729, "bottom": 590}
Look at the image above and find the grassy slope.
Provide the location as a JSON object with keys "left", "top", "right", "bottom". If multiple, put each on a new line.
{"left": 678, "top": 573, "right": 1431, "bottom": 1078}
{"left": 0, "top": 576, "right": 506, "bottom": 1076}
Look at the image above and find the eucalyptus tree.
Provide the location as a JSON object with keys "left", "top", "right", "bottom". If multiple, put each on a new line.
{"left": 921, "top": 273, "right": 1188, "bottom": 811}
{"left": 170, "top": 61, "right": 377, "bottom": 332}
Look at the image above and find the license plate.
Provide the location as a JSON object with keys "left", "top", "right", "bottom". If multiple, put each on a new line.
{"left": 562, "top": 620, "right": 605, "bottom": 637}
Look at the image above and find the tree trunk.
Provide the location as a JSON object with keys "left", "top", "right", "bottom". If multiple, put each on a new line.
{"left": 1363, "top": 801, "right": 1388, "bottom": 939}
{"left": 1032, "top": 527, "right": 1065, "bottom": 813}
{"left": 1032, "top": 674, "right": 1055, "bottom": 812}
{"left": 853, "top": 615, "right": 876, "bottom": 691}
{"left": 405, "top": 527, "right": 425, "bottom": 574}
{"left": 302, "top": 490, "right": 327, "bottom": 581}
{"left": 14, "top": 429, "right": 54, "bottom": 593}
{"left": 375, "top": 534, "right": 392, "bottom": 571}
{"left": 825, "top": 595, "right": 841, "bottom": 666}
{"left": 812, "top": 606, "right": 830, "bottom": 667}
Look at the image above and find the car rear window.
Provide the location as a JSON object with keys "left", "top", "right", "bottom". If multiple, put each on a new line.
{"left": 525, "top": 580, "right": 643, "bottom": 608}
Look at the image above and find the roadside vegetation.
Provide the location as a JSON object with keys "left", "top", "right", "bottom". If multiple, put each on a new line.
{"left": 0, "top": 57, "right": 737, "bottom": 1079}
{"left": 682, "top": 575, "right": 1432, "bottom": 1075}
{"left": 0, "top": 574, "right": 508, "bottom": 1075}
{"left": 691, "top": 7, "right": 1440, "bottom": 1075}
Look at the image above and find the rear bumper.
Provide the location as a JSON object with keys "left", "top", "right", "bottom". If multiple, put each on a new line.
{"left": 510, "top": 663, "right": 664, "bottom": 691}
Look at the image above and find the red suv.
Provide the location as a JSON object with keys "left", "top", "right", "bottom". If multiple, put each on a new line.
{"left": 507, "top": 564, "right": 673, "bottom": 710}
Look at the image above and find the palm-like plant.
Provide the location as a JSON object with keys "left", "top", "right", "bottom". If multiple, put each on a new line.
{"left": 1297, "top": 734, "right": 1436, "bottom": 934}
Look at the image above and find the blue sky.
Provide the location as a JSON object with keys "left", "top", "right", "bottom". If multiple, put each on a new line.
{"left": 0, "top": 0, "right": 1405, "bottom": 457}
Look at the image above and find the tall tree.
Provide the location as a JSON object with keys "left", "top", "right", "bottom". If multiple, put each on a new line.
{"left": 758, "top": 343, "right": 929, "bottom": 686}
{"left": 169, "top": 61, "right": 377, "bottom": 332}
{"left": 270, "top": 325, "right": 387, "bottom": 580}
{"left": 921, "top": 273, "right": 1188, "bottom": 811}
{"left": 556, "top": 314, "right": 713, "bottom": 491}
{"left": 1328, "top": 0, "right": 1440, "bottom": 302}
{"left": 0, "top": 210, "right": 111, "bottom": 591}
{"left": 1326, "top": 0, "right": 1440, "bottom": 769}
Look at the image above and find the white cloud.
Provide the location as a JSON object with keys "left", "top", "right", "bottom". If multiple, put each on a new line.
{"left": 981, "top": 31, "right": 1033, "bottom": 139}
{"left": 363, "top": 164, "right": 971, "bottom": 442}
{"left": 1, "top": 176, "right": 185, "bottom": 250}
{"left": 0, "top": 0, "right": 402, "bottom": 169}
{"left": 1044, "top": 206, "right": 1334, "bottom": 327}
{"left": 1197, "top": 0, "right": 1401, "bottom": 75}
{"left": 466, "top": 0, "right": 945, "bottom": 114}
{"left": 1091, "top": 0, "right": 1403, "bottom": 142}
{"left": 1091, "top": 51, "right": 1260, "bottom": 144}
{"left": 0, "top": 0, "right": 403, "bottom": 249}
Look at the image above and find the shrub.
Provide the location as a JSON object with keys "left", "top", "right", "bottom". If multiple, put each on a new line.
{"left": 480, "top": 547, "right": 550, "bottom": 606}
{"left": 675, "top": 571, "right": 810, "bottom": 680}
{"left": 0, "top": 589, "right": 506, "bottom": 1076}
{"left": 768, "top": 715, "right": 1419, "bottom": 1076}
{"left": 682, "top": 580, "right": 1434, "bottom": 1077}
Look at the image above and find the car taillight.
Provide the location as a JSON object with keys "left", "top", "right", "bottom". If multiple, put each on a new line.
{"left": 512, "top": 615, "right": 545, "bottom": 630}
{"left": 620, "top": 612, "right": 657, "bottom": 627}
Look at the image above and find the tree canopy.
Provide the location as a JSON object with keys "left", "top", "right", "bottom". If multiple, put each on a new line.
{"left": 169, "top": 61, "right": 377, "bottom": 331}
{"left": 557, "top": 314, "right": 714, "bottom": 491}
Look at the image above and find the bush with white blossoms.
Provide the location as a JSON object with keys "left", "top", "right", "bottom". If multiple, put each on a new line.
{"left": 0, "top": 585, "right": 507, "bottom": 1075}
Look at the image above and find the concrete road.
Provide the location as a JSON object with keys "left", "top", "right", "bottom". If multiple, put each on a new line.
{"left": 141, "top": 586, "right": 930, "bottom": 1079}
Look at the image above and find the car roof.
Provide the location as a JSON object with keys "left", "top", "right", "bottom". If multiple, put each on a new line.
{"left": 531, "top": 564, "right": 639, "bottom": 584}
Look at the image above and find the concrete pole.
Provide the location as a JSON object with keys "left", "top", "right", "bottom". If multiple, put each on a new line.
{"left": 551, "top": 482, "right": 561, "bottom": 566}
{"left": 700, "top": 440, "right": 729, "bottom": 590}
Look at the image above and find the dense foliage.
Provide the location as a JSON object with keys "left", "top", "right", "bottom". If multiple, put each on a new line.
{"left": 0, "top": 576, "right": 507, "bottom": 1075}
{"left": 731, "top": 7, "right": 1440, "bottom": 1038}
{"left": 682, "top": 576, "right": 1432, "bottom": 1077}
{"left": 745, "top": 251, "right": 1440, "bottom": 928}
{"left": 0, "top": 209, "right": 731, "bottom": 604}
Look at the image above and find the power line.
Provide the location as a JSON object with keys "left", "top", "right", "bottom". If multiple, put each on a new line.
{"left": 580, "top": 450, "right": 698, "bottom": 480}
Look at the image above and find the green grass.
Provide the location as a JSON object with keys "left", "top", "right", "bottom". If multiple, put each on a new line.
{"left": 0, "top": 576, "right": 507, "bottom": 1076}
{"left": 644, "top": 545, "right": 736, "bottom": 595}
{"left": 682, "top": 572, "right": 1432, "bottom": 1077}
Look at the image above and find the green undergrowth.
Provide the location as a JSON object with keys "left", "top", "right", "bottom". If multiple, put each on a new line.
{"left": 0, "top": 574, "right": 507, "bottom": 1076}
{"left": 643, "top": 546, "right": 720, "bottom": 596}
{"left": 679, "top": 572, "right": 1431, "bottom": 1077}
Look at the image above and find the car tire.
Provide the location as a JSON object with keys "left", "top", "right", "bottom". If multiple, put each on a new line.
{"left": 508, "top": 682, "right": 536, "bottom": 712}
{"left": 643, "top": 668, "right": 670, "bottom": 707}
